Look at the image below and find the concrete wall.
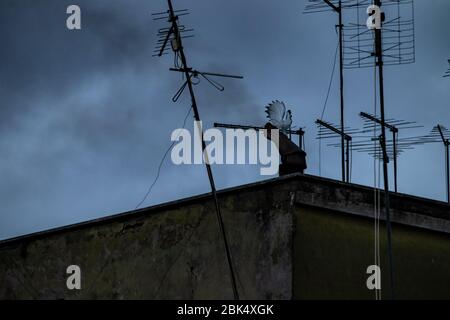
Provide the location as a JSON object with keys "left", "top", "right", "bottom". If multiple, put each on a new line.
{"left": 293, "top": 207, "right": 450, "bottom": 299}
{"left": 1, "top": 174, "right": 449, "bottom": 300}
{"left": 0, "top": 181, "right": 294, "bottom": 299}
{"left": 290, "top": 175, "right": 450, "bottom": 299}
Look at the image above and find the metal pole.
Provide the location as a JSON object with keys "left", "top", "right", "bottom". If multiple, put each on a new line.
{"left": 375, "top": 0, "right": 395, "bottom": 300}
{"left": 346, "top": 138, "right": 350, "bottom": 183}
{"left": 436, "top": 125, "right": 449, "bottom": 204}
{"left": 320, "top": 0, "right": 345, "bottom": 182}
{"left": 167, "top": 0, "right": 239, "bottom": 300}
{"left": 339, "top": 1, "right": 346, "bottom": 183}
{"left": 316, "top": 120, "right": 351, "bottom": 181}
{"left": 446, "top": 142, "right": 449, "bottom": 204}
{"left": 300, "top": 129, "right": 304, "bottom": 150}
{"left": 393, "top": 131, "right": 398, "bottom": 192}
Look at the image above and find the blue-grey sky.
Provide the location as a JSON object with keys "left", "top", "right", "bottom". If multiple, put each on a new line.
{"left": 0, "top": 0, "right": 449, "bottom": 240}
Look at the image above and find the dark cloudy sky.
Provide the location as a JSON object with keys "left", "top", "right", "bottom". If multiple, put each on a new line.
{"left": 0, "top": 0, "right": 449, "bottom": 240}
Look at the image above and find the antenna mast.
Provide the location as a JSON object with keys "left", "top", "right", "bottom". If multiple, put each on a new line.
{"left": 373, "top": 0, "right": 394, "bottom": 300}
{"left": 442, "top": 64, "right": 450, "bottom": 201}
{"left": 153, "top": 0, "right": 242, "bottom": 299}
{"left": 428, "top": 125, "right": 450, "bottom": 204}
{"left": 307, "top": 0, "right": 416, "bottom": 300}
{"left": 316, "top": 119, "right": 355, "bottom": 182}
{"left": 305, "top": 0, "right": 347, "bottom": 183}
{"left": 346, "top": 0, "right": 415, "bottom": 300}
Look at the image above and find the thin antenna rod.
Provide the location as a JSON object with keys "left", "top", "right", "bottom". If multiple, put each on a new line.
{"left": 338, "top": 0, "right": 346, "bottom": 184}
{"left": 447, "top": 142, "right": 450, "bottom": 204}
{"left": 165, "top": 0, "right": 239, "bottom": 300}
{"left": 169, "top": 68, "right": 243, "bottom": 79}
{"left": 441, "top": 68, "right": 450, "bottom": 201}
{"left": 437, "top": 125, "right": 450, "bottom": 203}
{"left": 214, "top": 122, "right": 306, "bottom": 150}
{"left": 393, "top": 130, "right": 398, "bottom": 193}
{"left": 316, "top": 119, "right": 352, "bottom": 183}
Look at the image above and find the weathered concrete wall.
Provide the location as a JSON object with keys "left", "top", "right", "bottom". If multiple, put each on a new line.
{"left": 0, "top": 181, "right": 294, "bottom": 299}
{"left": 1, "top": 174, "right": 450, "bottom": 299}
{"left": 293, "top": 207, "right": 450, "bottom": 299}
{"left": 289, "top": 175, "right": 450, "bottom": 299}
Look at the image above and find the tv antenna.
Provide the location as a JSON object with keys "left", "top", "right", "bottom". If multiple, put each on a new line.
{"left": 307, "top": 0, "right": 416, "bottom": 299}
{"left": 304, "top": 0, "right": 348, "bottom": 183}
{"left": 346, "top": 0, "right": 414, "bottom": 299}
{"left": 427, "top": 125, "right": 450, "bottom": 204}
{"left": 316, "top": 119, "right": 358, "bottom": 183}
{"left": 342, "top": 1, "right": 415, "bottom": 68}
{"left": 152, "top": 0, "right": 243, "bottom": 300}
{"left": 351, "top": 112, "right": 423, "bottom": 192}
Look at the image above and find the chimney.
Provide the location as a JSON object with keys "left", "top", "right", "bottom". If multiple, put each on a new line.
{"left": 264, "top": 123, "right": 307, "bottom": 176}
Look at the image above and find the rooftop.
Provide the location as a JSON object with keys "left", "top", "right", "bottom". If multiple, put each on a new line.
{"left": 1, "top": 173, "right": 449, "bottom": 248}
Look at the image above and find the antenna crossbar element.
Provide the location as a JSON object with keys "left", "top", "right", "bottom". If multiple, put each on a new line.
{"left": 153, "top": 25, "right": 195, "bottom": 57}
{"left": 214, "top": 123, "right": 306, "bottom": 150}
{"left": 444, "top": 60, "right": 450, "bottom": 78}
{"left": 304, "top": 0, "right": 408, "bottom": 14}
{"left": 170, "top": 68, "right": 244, "bottom": 79}
{"left": 342, "top": 0, "right": 415, "bottom": 69}
{"left": 358, "top": 112, "right": 424, "bottom": 193}
{"left": 168, "top": 68, "right": 243, "bottom": 102}
{"left": 323, "top": 0, "right": 340, "bottom": 12}
{"left": 316, "top": 119, "right": 352, "bottom": 183}
{"left": 436, "top": 125, "right": 450, "bottom": 146}
{"left": 360, "top": 112, "right": 398, "bottom": 133}
{"left": 153, "top": 0, "right": 242, "bottom": 300}
{"left": 316, "top": 119, "right": 351, "bottom": 141}
{"left": 214, "top": 122, "right": 304, "bottom": 135}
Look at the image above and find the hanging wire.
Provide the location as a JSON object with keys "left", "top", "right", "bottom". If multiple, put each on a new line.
{"left": 134, "top": 106, "right": 193, "bottom": 210}
{"left": 319, "top": 38, "right": 340, "bottom": 177}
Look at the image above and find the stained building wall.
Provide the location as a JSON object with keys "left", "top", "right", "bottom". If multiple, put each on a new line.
{"left": 290, "top": 175, "right": 450, "bottom": 299}
{"left": 1, "top": 174, "right": 449, "bottom": 299}
{"left": 0, "top": 180, "right": 294, "bottom": 299}
{"left": 294, "top": 207, "right": 450, "bottom": 299}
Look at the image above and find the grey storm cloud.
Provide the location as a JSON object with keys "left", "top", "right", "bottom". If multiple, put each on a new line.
{"left": 0, "top": 0, "right": 449, "bottom": 240}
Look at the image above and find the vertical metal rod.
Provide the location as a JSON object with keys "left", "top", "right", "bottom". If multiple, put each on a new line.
{"left": 338, "top": 1, "right": 346, "bottom": 183}
{"left": 437, "top": 125, "right": 449, "bottom": 204}
{"left": 393, "top": 131, "right": 398, "bottom": 193}
{"left": 446, "top": 142, "right": 449, "bottom": 204}
{"left": 375, "top": 0, "right": 395, "bottom": 300}
{"left": 299, "top": 130, "right": 304, "bottom": 150}
{"left": 167, "top": 0, "right": 239, "bottom": 300}
{"left": 321, "top": 0, "right": 345, "bottom": 181}
{"left": 346, "top": 139, "right": 350, "bottom": 183}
